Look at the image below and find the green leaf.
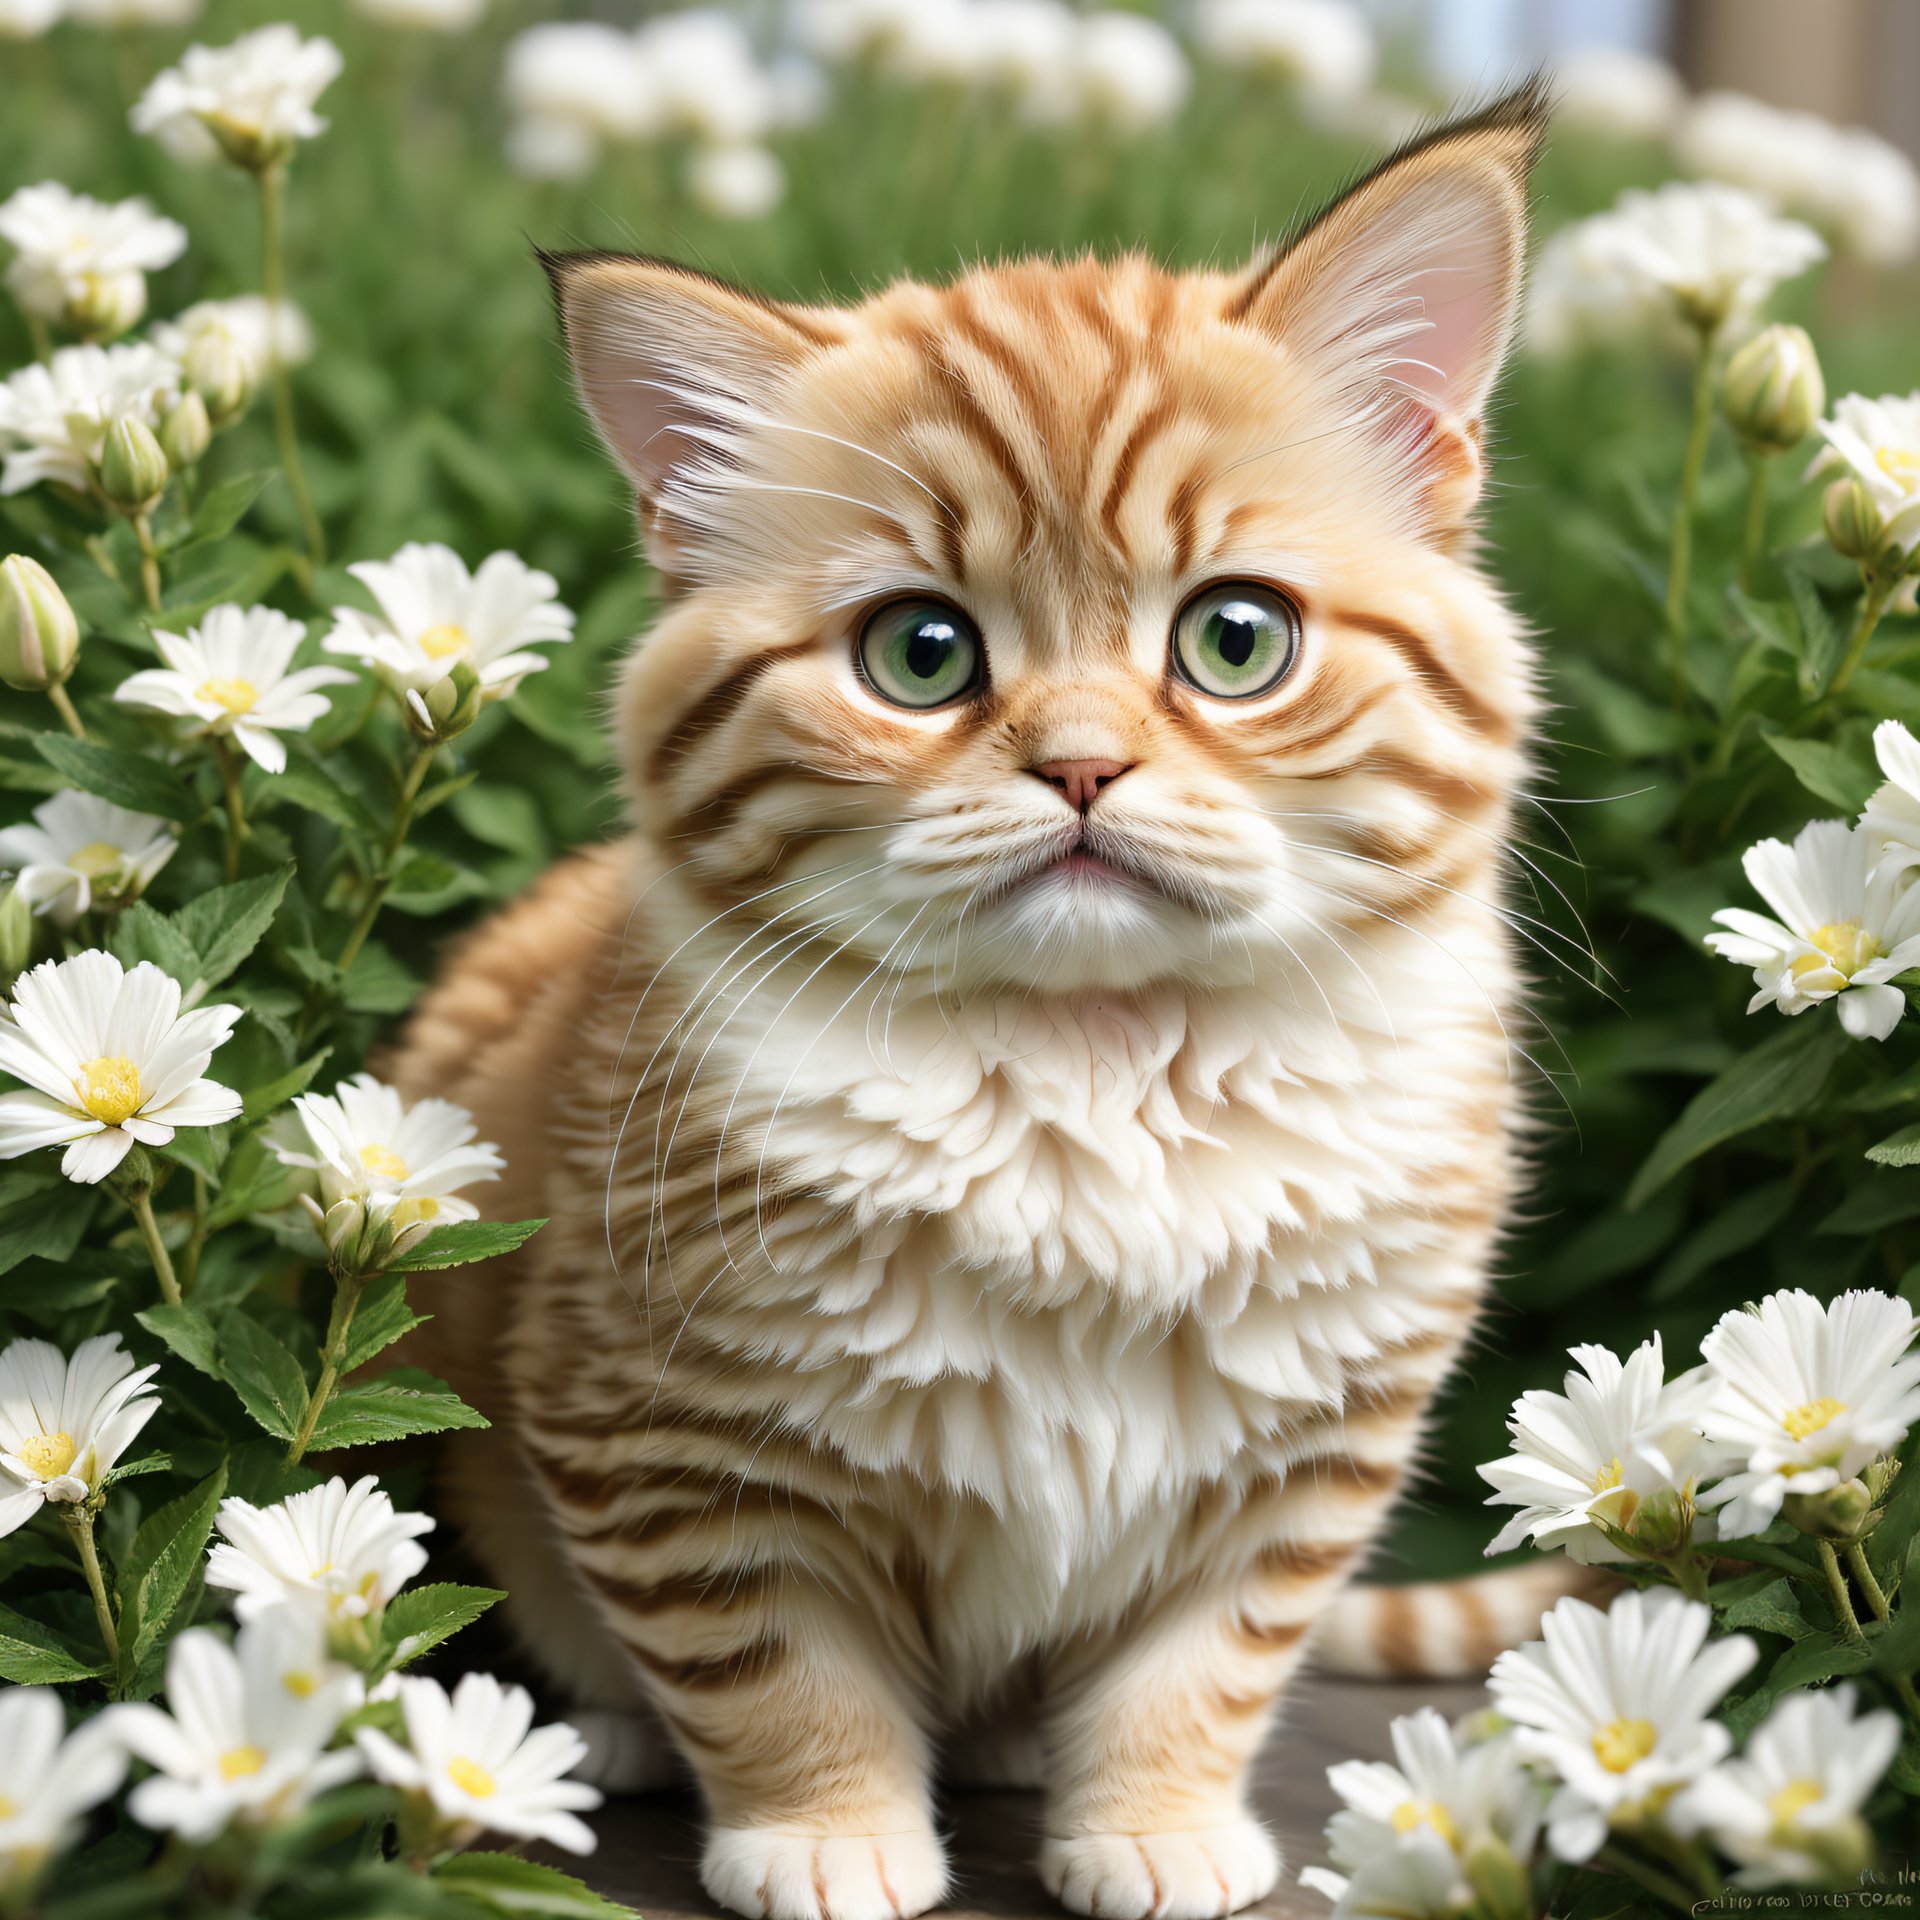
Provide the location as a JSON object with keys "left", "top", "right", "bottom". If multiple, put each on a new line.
{"left": 243, "top": 1047, "right": 331, "bottom": 1123}
{"left": 1714, "top": 1576, "right": 1813, "bottom": 1642}
{"left": 303, "top": 1369, "right": 488, "bottom": 1449}
{"left": 430, "top": 1854, "right": 633, "bottom": 1919}
{"left": 217, "top": 1311, "right": 309, "bottom": 1442}
{"left": 111, "top": 900, "right": 201, "bottom": 984}
{"left": 1761, "top": 731, "right": 1878, "bottom": 813}
{"left": 388, "top": 1218, "right": 546, "bottom": 1273}
{"left": 169, "top": 469, "right": 277, "bottom": 553}
{"left": 171, "top": 866, "right": 293, "bottom": 989}
{"left": 119, "top": 1464, "right": 227, "bottom": 1679}
{"left": 1626, "top": 1015, "right": 1851, "bottom": 1209}
{"left": 379, "top": 1582, "right": 503, "bottom": 1669}
{"left": 338, "top": 1273, "right": 427, "bottom": 1374}
{"left": 1787, "top": 563, "right": 1845, "bottom": 694}
{"left": 0, "top": 1601, "right": 109, "bottom": 1683}
{"left": 267, "top": 752, "right": 383, "bottom": 839}
{"left": 34, "top": 734, "right": 195, "bottom": 819}
{"left": 339, "top": 941, "right": 424, "bottom": 1015}
{"left": 0, "top": 1182, "right": 98, "bottom": 1277}
{"left": 159, "top": 1122, "right": 226, "bottom": 1184}
{"left": 1867, "top": 1123, "right": 1920, "bottom": 1167}
{"left": 1649, "top": 1180, "right": 1793, "bottom": 1300}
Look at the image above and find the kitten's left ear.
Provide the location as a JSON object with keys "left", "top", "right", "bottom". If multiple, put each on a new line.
{"left": 1226, "top": 77, "right": 1548, "bottom": 528}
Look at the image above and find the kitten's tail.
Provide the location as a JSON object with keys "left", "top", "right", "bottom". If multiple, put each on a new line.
{"left": 1310, "top": 1561, "right": 1620, "bottom": 1679}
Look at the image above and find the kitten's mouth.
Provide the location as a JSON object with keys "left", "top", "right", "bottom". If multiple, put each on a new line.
{"left": 987, "top": 828, "right": 1174, "bottom": 907}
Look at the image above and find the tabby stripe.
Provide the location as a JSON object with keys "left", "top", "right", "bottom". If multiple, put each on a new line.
{"left": 621, "top": 1636, "right": 784, "bottom": 1691}
{"left": 583, "top": 1563, "right": 773, "bottom": 1616}
{"left": 1098, "top": 398, "right": 1176, "bottom": 554}
{"left": 1334, "top": 608, "right": 1510, "bottom": 739}
{"left": 646, "top": 637, "right": 814, "bottom": 785}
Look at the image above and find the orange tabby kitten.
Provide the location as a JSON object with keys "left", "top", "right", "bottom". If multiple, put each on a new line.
{"left": 392, "top": 83, "right": 1567, "bottom": 1920}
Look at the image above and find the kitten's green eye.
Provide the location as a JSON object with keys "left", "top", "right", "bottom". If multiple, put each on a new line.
{"left": 857, "top": 599, "right": 983, "bottom": 710}
{"left": 1170, "top": 584, "right": 1300, "bottom": 699}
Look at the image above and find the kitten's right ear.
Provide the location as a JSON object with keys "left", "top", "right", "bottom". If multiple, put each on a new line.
{"left": 539, "top": 250, "right": 841, "bottom": 548}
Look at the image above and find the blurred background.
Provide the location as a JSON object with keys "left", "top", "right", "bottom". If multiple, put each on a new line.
{"left": 4, "top": 0, "right": 1918, "bottom": 1580}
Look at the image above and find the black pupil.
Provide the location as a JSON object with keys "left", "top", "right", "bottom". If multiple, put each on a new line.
{"left": 1212, "top": 604, "right": 1265, "bottom": 668}
{"left": 905, "top": 618, "right": 958, "bottom": 680}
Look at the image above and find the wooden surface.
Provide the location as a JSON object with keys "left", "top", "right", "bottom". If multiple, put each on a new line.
{"left": 574, "top": 1677, "right": 1486, "bottom": 1920}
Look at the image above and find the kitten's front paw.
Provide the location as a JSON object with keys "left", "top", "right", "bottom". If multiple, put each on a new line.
{"left": 1038, "top": 1820, "right": 1280, "bottom": 1920}
{"left": 702, "top": 1824, "right": 949, "bottom": 1920}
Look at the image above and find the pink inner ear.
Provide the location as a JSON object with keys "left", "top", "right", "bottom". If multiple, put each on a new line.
{"left": 1375, "top": 183, "right": 1512, "bottom": 418}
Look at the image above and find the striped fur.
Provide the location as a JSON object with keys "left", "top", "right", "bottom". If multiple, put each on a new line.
{"left": 389, "top": 84, "right": 1558, "bottom": 1920}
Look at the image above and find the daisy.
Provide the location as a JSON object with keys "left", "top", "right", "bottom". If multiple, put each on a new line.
{"left": 1862, "top": 718, "right": 1920, "bottom": 876}
{"left": 1193, "top": 0, "right": 1376, "bottom": 106}
{"left": 501, "top": 23, "right": 659, "bottom": 178}
{"left": 0, "top": 182, "right": 187, "bottom": 340}
{"left": 0, "top": 1688, "right": 128, "bottom": 1898}
{"left": 130, "top": 25, "right": 343, "bottom": 172}
{"left": 1554, "top": 46, "right": 1684, "bottom": 142}
{"left": 1696, "top": 1288, "right": 1920, "bottom": 1538}
{"left": 1487, "top": 1590, "right": 1756, "bottom": 1863}
{"left": 1808, "top": 390, "right": 1920, "bottom": 564}
{"left": 0, "top": 342, "right": 179, "bottom": 496}
{"left": 114, "top": 602, "right": 353, "bottom": 774}
{"left": 206, "top": 1475, "right": 433, "bottom": 1643}
{"left": 355, "top": 1671, "right": 601, "bottom": 1856}
{"left": 0, "top": 1333, "right": 162, "bottom": 1536}
{"left": 1704, "top": 818, "right": 1920, "bottom": 1042}
{"left": 108, "top": 1612, "right": 361, "bottom": 1842}
{"left": 0, "top": 951, "right": 241, "bottom": 1185}
{"left": 687, "top": 145, "right": 787, "bottom": 222}
{"left": 1067, "top": 13, "right": 1190, "bottom": 132}
{"left": 1671, "top": 1686, "right": 1899, "bottom": 1887}
{"left": 1297, "top": 1835, "right": 1476, "bottom": 1920}
{"left": 636, "top": 13, "right": 777, "bottom": 146}
{"left": 0, "top": 791, "right": 177, "bottom": 926}
{"left": 269, "top": 1073, "right": 503, "bottom": 1263}
{"left": 1479, "top": 1335, "right": 1719, "bottom": 1563}
{"left": 0, "top": 0, "right": 65, "bottom": 36}
{"left": 323, "top": 542, "right": 574, "bottom": 719}
{"left": 152, "top": 294, "right": 315, "bottom": 386}
{"left": 351, "top": 0, "right": 485, "bottom": 29}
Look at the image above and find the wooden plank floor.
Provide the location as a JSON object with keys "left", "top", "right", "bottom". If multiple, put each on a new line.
{"left": 575, "top": 1677, "right": 1485, "bottom": 1920}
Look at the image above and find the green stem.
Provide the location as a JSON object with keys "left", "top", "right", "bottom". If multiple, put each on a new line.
{"left": 65, "top": 1507, "right": 120, "bottom": 1670}
{"left": 214, "top": 737, "right": 247, "bottom": 881}
{"left": 131, "top": 513, "right": 161, "bottom": 614}
{"left": 335, "top": 743, "right": 434, "bottom": 971}
{"left": 84, "top": 532, "right": 121, "bottom": 585}
{"left": 1846, "top": 1540, "right": 1892, "bottom": 1621}
{"left": 1739, "top": 451, "right": 1770, "bottom": 590}
{"left": 1596, "top": 1843, "right": 1695, "bottom": 1914}
{"left": 23, "top": 307, "right": 52, "bottom": 363}
{"left": 125, "top": 1187, "right": 181, "bottom": 1307}
{"left": 1669, "top": 1550, "right": 1711, "bottom": 1603}
{"left": 257, "top": 165, "right": 325, "bottom": 571}
{"left": 180, "top": 1171, "right": 209, "bottom": 1294}
{"left": 285, "top": 1272, "right": 367, "bottom": 1467}
{"left": 1819, "top": 1538, "right": 1866, "bottom": 1642}
{"left": 1665, "top": 321, "right": 1718, "bottom": 713}
{"left": 46, "top": 681, "right": 87, "bottom": 740}
{"left": 1828, "top": 575, "right": 1896, "bottom": 698}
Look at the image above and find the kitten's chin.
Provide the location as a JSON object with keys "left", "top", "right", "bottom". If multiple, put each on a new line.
{"left": 958, "top": 877, "right": 1213, "bottom": 993}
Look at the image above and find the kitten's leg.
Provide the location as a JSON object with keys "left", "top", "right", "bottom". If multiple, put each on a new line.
{"left": 1036, "top": 1326, "right": 1459, "bottom": 1920}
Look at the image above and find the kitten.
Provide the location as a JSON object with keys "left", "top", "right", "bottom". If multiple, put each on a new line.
{"left": 392, "top": 80, "right": 1572, "bottom": 1920}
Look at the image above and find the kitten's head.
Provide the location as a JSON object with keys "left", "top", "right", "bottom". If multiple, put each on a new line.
{"left": 548, "top": 83, "right": 1545, "bottom": 996}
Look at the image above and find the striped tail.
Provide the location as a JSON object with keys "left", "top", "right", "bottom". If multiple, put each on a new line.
{"left": 1310, "top": 1562, "right": 1621, "bottom": 1679}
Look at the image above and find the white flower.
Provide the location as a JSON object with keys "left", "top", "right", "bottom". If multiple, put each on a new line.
{"left": 206, "top": 1475, "right": 434, "bottom": 1636}
{"left": 1549, "top": 182, "right": 1825, "bottom": 335}
{"left": 352, "top": 0, "right": 484, "bottom": 29}
{"left": 109, "top": 1613, "right": 361, "bottom": 1842}
{"left": 66, "top": 0, "right": 200, "bottom": 22}
{"left": 0, "top": 0, "right": 64, "bottom": 37}
{"left": 269, "top": 1072, "right": 503, "bottom": 1260}
{"left": 1705, "top": 819, "right": 1920, "bottom": 1042}
{"left": 0, "top": 791, "right": 176, "bottom": 926}
{"left": 131, "top": 26, "right": 343, "bottom": 170}
{"left": 1678, "top": 92, "right": 1920, "bottom": 268}
{"left": 0, "top": 952, "right": 240, "bottom": 1186}
{"left": 794, "top": 0, "right": 933, "bottom": 65}
{"left": 152, "top": 294, "right": 315, "bottom": 384}
{"left": 1193, "top": 0, "right": 1375, "bottom": 105}
{"left": 324, "top": 541, "right": 574, "bottom": 718}
{"left": 0, "top": 182, "right": 187, "bottom": 337}
{"left": 355, "top": 1672, "right": 601, "bottom": 1856}
{"left": 638, "top": 12, "right": 777, "bottom": 146}
{"left": 1808, "top": 390, "right": 1920, "bottom": 563}
{"left": 687, "top": 144, "right": 786, "bottom": 221}
{"left": 1488, "top": 1590, "right": 1756, "bottom": 1863}
{"left": 1067, "top": 12, "right": 1189, "bottom": 132}
{"left": 1696, "top": 1287, "right": 1920, "bottom": 1537}
{"left": 0, "top": 342, "right": 179, "bottom": 495}
{"left": 1553, "top": 46, "right": 1684, "bottom": 142}
{"left": 1479, "top": 1335, "right": 1719, "bottom": 1564}
{"left": 0, "top": 1688, "right": 127, "bottom": 1896}
{"left": 502, "top": 23, "right": 659, "bottom": 170}
{"left": 1297, "top": 1837, "right": 1476, "bottom": 1920}
{"left": 1671, "top": 1686, "right": 1900, "bottom": 1887}
{"left": 115, "top": 602, "right": 353, "bottom": 775}
{"left": 1863, "top": 718, "right": 1920, "bottom": 876}
{"left": 0, "top": 1333, "right": 161, "bottom": 1534}
{"left": 969, "top": 0, "right": 1077, "bottom": 105}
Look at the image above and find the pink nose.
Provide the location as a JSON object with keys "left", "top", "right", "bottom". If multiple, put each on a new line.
{"left": 1030, "top": 758, "right": 1134, "bottom": 812}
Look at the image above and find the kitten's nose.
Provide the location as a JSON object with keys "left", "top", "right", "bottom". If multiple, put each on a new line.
{"left": 1030, "top": 758, "right": 1134, "bottom": 812}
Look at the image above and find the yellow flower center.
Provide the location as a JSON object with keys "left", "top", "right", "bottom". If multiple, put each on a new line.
{"left": 1390, "top": 1799, "right": 1458, "bottom": 1848}
{"left": 1592, "top": 1718, "right": 1657, "bottom": 1773}
{"left": 1591, "top": 1457, "right": 1623, "bottom": 1493}
{"left": 74, "top": 1054, "right": 143, "bottom": 1125}
{"left": 218, "top": 1745, "right": 267, "bottom": 1782}
{"left": 0, "top": 1794, "right": 15, "bottom": 1820}
{"left": 1790, "top": 919, "right": 1881, "bottom": 982}
{"left": 196, "top": 676, "right": 259, "bottom": 716}
{"left": 67, "top": 840, "right": 126, "bottom": 881}
{"left": 393, "top": 1195, "right": 441, "bottom": 1230}
{"left": 1875, "top": 444, "right": 1920, "bottom": 491}
{"left": 418, "top": 622, "right": 471, "bottom": 661}
{"left": 1768, "top": 1779, "right": 1823, "bottom": 1830}
{"left": 282, "top": 1669, "right": 318, "bottom": 1700}
{"left": 1784, "top": 1397, "right": 1848, "bottom": 1443}
{"left": 358, "top": 1143, "right": 410, "bottom": 1181}
{"left": 16, "top": 1431, "right": 76, "bottom": 1480}
{"left": 446, "top": 1756, "right": 496, "bottom": 1799}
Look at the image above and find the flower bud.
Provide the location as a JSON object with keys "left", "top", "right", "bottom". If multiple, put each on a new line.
{"left": 1463, "top": 1839, "right": 1530, "bottom": 1920}
{"left": 1785, "top": 1477, "right": 1876, "bottom": 1542}
{"left": 1722, "top": 323, "right": 1825, "bottom": 455}
{"left": 0, "top": 555, "right": 81, "bottom": 691}
{"left": 1626, "top": 1485, "right": 1693, "bottom": 1559}
{"left": 0, "top": 883, "right": 33, "bottom": 985}
{"left": 95, "top": 416, "right": 169, "bottom": 516}
{"left": 203, "top": 112, "right": 294, "bottom": 174}
{"left": 160, "top": 392, "right": 212, "bottom": 470}
{"left": 405, "top": 659, "right": 483, "bottom": 743}
{"left": 64, "top": 268, "right": 149, "bottom": 344}
{"left": 1824, "top": 477, "right": 1883, "bottom": 562}
{"left": 184, "top": 329, "right": 252, "bottom": 424}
